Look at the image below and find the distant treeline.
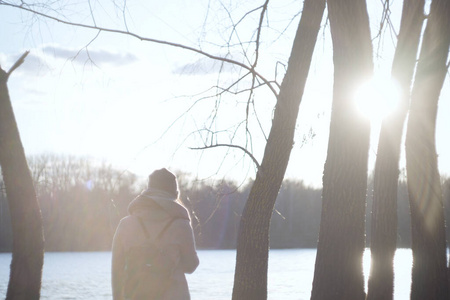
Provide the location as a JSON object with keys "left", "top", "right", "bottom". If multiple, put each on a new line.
{"left": 1, "top": 154, "right": 450, "bottom": 251}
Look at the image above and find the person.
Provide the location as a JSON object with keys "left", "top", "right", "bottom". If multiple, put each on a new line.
{"left": 112, "top": 168, "right": 199, "bottom": 300}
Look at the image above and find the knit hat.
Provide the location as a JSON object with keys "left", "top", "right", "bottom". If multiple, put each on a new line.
{"left": 147, "top": 168, "right": 179, "bottom": 199}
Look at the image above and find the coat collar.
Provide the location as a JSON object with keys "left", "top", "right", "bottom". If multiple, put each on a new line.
{"left": 127, "top": 188, "right": 190, "bottom": 221}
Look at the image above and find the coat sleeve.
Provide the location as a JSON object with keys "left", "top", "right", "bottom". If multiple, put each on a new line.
{"left": 177, "top": 220, "right": 200, "bottom": 274}
{"left": 111, "top": 221, "right": 126, "bottom": 300}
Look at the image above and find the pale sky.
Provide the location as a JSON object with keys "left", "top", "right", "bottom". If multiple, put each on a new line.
{"left": 0, "top": 0, "right": 449, "bottom": 188}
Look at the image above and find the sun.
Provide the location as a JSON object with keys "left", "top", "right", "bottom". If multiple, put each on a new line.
{"left": 353, "top": 76, "right": 401, "bottom": 124}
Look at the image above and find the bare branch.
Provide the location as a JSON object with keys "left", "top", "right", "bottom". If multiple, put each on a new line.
{"left": 122, "top": 0, "right": 129, "bottom": 32}
{"left": 219, "top": 3, "right": 254, "bottom": 68}
{"left": 373, "top": 0, "right": 398, "bottom": 57}
{"left": 214, "top": 78, "right": 277, "bottom": 96}
{"left": 190, "top": 143, "right": 261, "bottom": 170}
{"left": 234, "top": 4, "right": 266, "bottom": 28}
{"left": 270, "top": 9, "right": 302, "bottom": 45}
{"left": 87, "top": 0, "right": 97, "bottom": 27}
{"left": 72, "top": 30, "right": 101, "bottom": 68}
{"left": 7, "top": 51, "right": 30, "bottom": 78}
{"left": 253, "top": 0, "right": 269, "bottom": 69}
{"left": 1, "top": 1, "right": 278, "bottom": 97}
{"left": 222, "top": 0, "right": 270, "bottom": 152}
{"left": 249, "top": 95, "right": 269, "bottom": 142}
{"left": 274, "top": 61, "right": 286, "bottom": 88}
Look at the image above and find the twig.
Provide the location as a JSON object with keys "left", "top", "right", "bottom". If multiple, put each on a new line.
{"left": 190, "top": 143, "right": 261, "bottom": 170}
{"left": 253, "top": 0, "right": 269, "bottom": 69}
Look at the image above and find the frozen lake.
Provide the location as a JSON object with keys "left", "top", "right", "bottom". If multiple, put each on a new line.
{"left": 0, "top": 249, "right": 412, "bottom": 299}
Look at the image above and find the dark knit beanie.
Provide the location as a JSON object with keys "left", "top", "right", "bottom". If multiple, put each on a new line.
{"left": 147, "top": 168, "right": 179, "bottom": 198}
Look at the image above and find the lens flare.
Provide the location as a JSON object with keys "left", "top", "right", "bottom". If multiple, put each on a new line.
{"left": 354, "top": 77, "right": 401, "bottom": 123}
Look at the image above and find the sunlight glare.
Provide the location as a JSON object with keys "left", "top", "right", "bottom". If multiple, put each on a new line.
{"left": 354, "top": 77, "right": 401, "bottom": 123}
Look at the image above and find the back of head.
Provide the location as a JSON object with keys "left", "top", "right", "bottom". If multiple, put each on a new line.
{"left": 147, "top": 168, "right": 179, "bottom": 199}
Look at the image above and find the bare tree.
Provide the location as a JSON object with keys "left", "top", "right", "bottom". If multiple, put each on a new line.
{"left": 367, "top": 1, "right": 425, "bottom": 299}
{"left": 310, "top": 0, "right": 373, "bottom": 298}
{"left": 0, "top": 53, "right": 44, "bottom": 299}
{"left": 405, "top": 0, "right": 450, "bottom": 298}
{"left": 231, "top": 0, "right": 325, "bottom": 298}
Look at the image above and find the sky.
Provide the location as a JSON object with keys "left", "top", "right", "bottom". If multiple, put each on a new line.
{"left": 0, "top": 0, "right": 449, "bottom": 188}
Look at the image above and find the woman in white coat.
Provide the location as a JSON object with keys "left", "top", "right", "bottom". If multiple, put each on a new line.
{"left": 112, "top": 168, "right": 199, "bottom": 300}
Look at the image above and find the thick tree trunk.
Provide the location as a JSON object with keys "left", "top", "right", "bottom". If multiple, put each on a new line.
{"left": 0, "top": 64, "right": 44, "bottom": 299}
{"left": 231, "top": 0, "right": 325, "bottom": 299}
{"left": 405, "top": 0, "right": 450, "bottom": 299}
{"left": 310, "top": 0, "right": 373, "bottom": 299}
{"left": 367, "top": 1, "right": 424, "bottom": 299}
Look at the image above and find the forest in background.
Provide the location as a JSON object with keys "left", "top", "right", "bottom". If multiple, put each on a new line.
{"left": 0, "top": 154, "right": 449, "bottom": 252}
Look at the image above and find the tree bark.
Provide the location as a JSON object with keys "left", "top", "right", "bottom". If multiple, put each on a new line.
{"left": 367, "top": 1, "right": 424, "bottom": 299}
{"left": 405, "top": 0, "right": 450, "bottom": 299}
{"left": 0, "top": 62, "right": 44, "bottom": 300}
{"left": 231, "top": 0, "right": 325, "bottom": 299}
{"left": 310, "top": 0, "right": 373, "bottom": 299}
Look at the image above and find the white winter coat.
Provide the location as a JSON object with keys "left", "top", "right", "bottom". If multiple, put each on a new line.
{"left": 112, "top": 190, "right": 199, "bottom": 300}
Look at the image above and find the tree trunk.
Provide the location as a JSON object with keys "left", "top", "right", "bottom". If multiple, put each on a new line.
{"left": 405, "top": 0, "right": 450, "bottom": 299}
{"left": 310, "top": 0, "right": 373, "bottom": 299}
{"left": 231, "top": 0, "right": 325, "bottom": 299}
{"left": 367, "top": 1, "right": 424, "bottom": 299}
{"left": 0, "top": 64, "right": 44, "bottom": 299}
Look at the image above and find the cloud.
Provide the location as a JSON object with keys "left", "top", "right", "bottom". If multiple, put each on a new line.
{"left": 41, "top": 44, "right": 138, "bottom": 66}
{"left": 173, "top": 56, "right": 241, "bottom": 75}
{"left": 20, "top": 52, "right": 51, "bottom": 73}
